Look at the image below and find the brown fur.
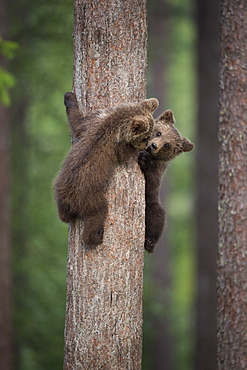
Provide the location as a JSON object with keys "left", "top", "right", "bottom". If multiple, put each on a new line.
{"left": 54, "top": 92, "right": 159, "bottom": 246}
{"left": 138, "top": 109, "right": 194, "bottom": 253}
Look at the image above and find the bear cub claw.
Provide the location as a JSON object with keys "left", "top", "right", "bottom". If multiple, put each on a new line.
{"left": 144, "top": 238, "right": 155, "bottom": 253}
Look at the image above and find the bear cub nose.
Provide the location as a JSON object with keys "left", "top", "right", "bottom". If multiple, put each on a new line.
{"left": 149, "top": 142, "right": 157, "bottom": 150}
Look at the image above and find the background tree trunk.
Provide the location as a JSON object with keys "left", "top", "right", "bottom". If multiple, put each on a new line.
{"left": 194, "top": 0, "right": 219, "bottom": 368}
{"left": 0, "top": 0, "right": 12, "bottom": 368}
{"left": 218, "top": 0, "right": 247, "bottom": 368}
{"left": 63, "top": 1, "right": 148, "bottom": 368}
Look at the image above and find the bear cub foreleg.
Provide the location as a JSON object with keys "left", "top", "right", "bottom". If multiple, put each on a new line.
{"left": 138, "top": 151, "right": 166, "bottom": 253}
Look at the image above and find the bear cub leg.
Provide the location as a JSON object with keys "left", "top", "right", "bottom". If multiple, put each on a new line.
{"left": 138, "top": 150, "right": 166, "bottom": 253}
{"left": 145, "top": 203, "right": 165, "bottom": 253}
{"left": 58, "top": 203, "right": 77, "bottom": 224}
{"left": 82, "top": 197, "right": 108, "bottom": 246}
{"left": 64, "top": 92, "right": 85, "bottom": 140}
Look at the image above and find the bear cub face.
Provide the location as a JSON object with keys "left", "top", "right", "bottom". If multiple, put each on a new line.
{"left": 147, "top": 109, "right": 194, "bottom": 161}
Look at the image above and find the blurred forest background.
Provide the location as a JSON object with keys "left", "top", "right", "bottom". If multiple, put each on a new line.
{"left": 0, "top": 0, "right": 219, "bottom": 369}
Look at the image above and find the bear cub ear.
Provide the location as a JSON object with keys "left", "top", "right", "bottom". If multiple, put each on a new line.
{"left": 140, "top": 98, "right": 159, "bottom": 113}
{"left": 131, "top": 116, "right": 149, "bottom": 135}
{"left": 182, "top": 138, "right": 194, "bottom": 152}
{"left": 157, "top": 109, "right": 175, "bottom": 125}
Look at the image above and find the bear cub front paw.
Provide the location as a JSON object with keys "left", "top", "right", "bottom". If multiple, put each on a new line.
{"left": 138, "top": 151, "right": 152, "bottom": 171}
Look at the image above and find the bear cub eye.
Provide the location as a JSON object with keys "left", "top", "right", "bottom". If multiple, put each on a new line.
{"left": 156, "top": 132, "right": 162, "bottom": 137}
{"left": 164, "top": 143, "right": 170, "bottom": 148}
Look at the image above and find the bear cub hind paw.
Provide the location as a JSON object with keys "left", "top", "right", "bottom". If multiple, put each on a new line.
{"left": 144, "top": 238, "right": 156, "bottom": 253}
{"left": 82, "top": 226, "right": 104, "bottom": 247}
{"left": 64, "top": 92, "right": 77, "bottom": 108}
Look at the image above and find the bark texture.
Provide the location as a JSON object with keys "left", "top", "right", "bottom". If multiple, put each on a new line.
{"left": 63, "top": 1, "right": 147, "bottom": 369}
{"left": 218, "top": 0, "right": 247, "bottom": 368}
{"left": 195, "top": 0, "right": 219, "bottom": 368}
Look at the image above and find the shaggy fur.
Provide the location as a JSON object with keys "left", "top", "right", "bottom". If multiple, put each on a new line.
{"left": 138, "top": 109, "right": 194, "bottom": 253}
{"left": 54, "top": 92, "right": 159, "bottom": 246}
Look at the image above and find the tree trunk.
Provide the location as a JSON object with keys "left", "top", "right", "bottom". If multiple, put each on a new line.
{"left": 0, "top": 1, "right": 12, "bottom": 368}
{"left": 194, "top": 0, "right": 219, "bottom": 369}
{"left": 63, "top": 1, "right": 148, "bottom": 369}
{"left": 217, "top": 0, "right": 247, "bottom": 368}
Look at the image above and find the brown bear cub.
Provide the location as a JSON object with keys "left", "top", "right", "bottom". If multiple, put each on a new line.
{"left": 138, "top": 109, "right": 194, "bottom": 253}
{"left": 54, "top": 92, "right": 159, "bottom": 246}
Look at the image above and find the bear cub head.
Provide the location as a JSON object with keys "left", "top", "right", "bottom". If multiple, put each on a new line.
{"left": 147, "top": 109, "right": 194, "bottom": 161}
{"left": 114, "top": 98, "right": 159, "bottom": 151}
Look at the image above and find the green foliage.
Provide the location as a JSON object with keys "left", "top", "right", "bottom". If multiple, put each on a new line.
{"left": 0, "top": 67, "right": 15, "bottom": 105}
{"left": 9, "top": 1, "right": 73, "bottom": 369}
{"left": 0, "top": 37, "right": 18, "bottom": 59}
{"left": 0, "top": 37, "right": 18, "bottom": 105}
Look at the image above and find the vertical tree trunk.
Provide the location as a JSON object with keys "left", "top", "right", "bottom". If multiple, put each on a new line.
{"left": 63, "top": 1, "right": 148, "bottom": 369}
{"left": 218, "top": 0, "right": 247, "bottom": 368}
{"left": 0, "top": 1, "right": 12, "bottom": 368}
{"left": 194, "top": 0, "right": 219, "bottom": 369}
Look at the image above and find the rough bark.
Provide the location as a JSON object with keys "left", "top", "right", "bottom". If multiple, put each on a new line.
{"left": 63, "top": 1, "right": 147, "bottom": 369}
{"left": 0, "top": 0, "right": 12, "bottom": 368}
{"left": 217, "top": 0, "right": 247, "bottom": 368}
{"left": 194, "top": 0, "right": 219, "bottom": 369}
